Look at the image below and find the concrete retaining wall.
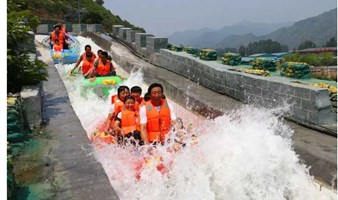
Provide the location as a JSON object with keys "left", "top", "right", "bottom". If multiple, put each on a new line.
{"left": 112, "top": 25, "right": 124, "bottom": 36}
{"left": 158, "top": 49, "right": 336, "bottom": 126}
{"left": 72, "top": 24, "right": 87, "bottom": 33}
{"left": 87, "top": 24, "right": 103, "bottom": 33}
{"left": 126, "top": 29, "right": 136, "bottom": 43}
{"left": 37, "top": 24, "right": 54, "bottom": 34}
{"left": 119, "top": 28, "right": 131, "bottom": 40}
{"left": 20, "top": 84, "right": 42, "bottom": 128}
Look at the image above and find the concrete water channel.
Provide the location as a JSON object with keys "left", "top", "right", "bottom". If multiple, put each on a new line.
{"left": 12, "top": 33, "right": 336, "bottom": 199}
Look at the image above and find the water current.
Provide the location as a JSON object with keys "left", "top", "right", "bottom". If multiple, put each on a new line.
{"left": 36, "top": 35, "right": 336, "bottom": 200}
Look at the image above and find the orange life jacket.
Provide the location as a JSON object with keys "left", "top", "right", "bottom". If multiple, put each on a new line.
{"left": 110, "top": 99, "right": 124, "bottom": 127}
{"left": 82, "top": 59, "right": 94, "bottom": 74}
{"left": 96, "top": 60, "right": 111, "bottom": 76}
{"left": 53, "top": 44, "right": 62, "bottom": 51}
{"left": 145, "top": 99, "right": 171, "bottom": 142}
{"left": 111, "top": 94, "right": 118, "bottom": 104}
{"left": 120, "top": 108, "right": 140, "bottom": 135}
{"left": 51, "top": 32, "right": 64, "bottom": 46}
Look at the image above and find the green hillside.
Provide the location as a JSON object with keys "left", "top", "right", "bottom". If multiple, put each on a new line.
{"left": 15, "top": 0, "right": 145, "bottom": 33}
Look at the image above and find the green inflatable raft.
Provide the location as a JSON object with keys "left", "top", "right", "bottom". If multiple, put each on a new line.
{"left": 81, "top": 76, "right": 124, "bottom": 97}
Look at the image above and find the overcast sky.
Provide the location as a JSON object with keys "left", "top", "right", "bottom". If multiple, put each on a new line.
{"left": 106, "top": 0, "right": 337, "bottom": 37}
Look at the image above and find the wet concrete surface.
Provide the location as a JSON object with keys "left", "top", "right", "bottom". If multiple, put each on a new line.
{"left": 34, "top": 43, "right": 119, "bottom": 199}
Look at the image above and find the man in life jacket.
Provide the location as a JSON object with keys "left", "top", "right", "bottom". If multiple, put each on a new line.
{"left": 131, "top": 86, "right": 144, "bottom": 110}
{"left": 79, "top": 52, "right": 95, "bottom": 78}
{"left": 48, "top": 25, "right": 72, "bottom": 49}
{"left": 105, "top": 86, "right": 130, "bottom": 133}
{"left": 70, "top": 45, "right": 97, "bottom": 75}
{"left": 92, "top": 51, "right": 116, "bottom": 77}
{"left": 53, "top": 39, "right": 63, "bottom": 51}
{"left": 139, "top": 83, "right": 178, "bottom": 144}
{"left": 113, "top": 95, "right": 143, "bottom": 146}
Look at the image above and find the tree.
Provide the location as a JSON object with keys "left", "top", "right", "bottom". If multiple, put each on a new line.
{"left": 7, "top": 0, "right": 48, "bottom": 92}
{"left": 96, "top": 0, "right": 104, "bottom": 6}
{"left": 324, "top": 37, "right": 337, "bottom": 47}
{"left": 298, "top": 40, "right": 316, "bottom": 50}
{"left": 239, "top": 45, "right": 246, "bottom": 56}
{"left": 245, "top": 39, "right": 285, "bottom": 55}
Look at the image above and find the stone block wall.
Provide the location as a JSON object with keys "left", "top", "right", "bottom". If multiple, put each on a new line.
{"left": 72, "top": 24, "right": 87, "bottom": 33}
{"left": 126, "top": 29, "right": 136, "bottom": 43}
{"left": 135, "top": 33, "right": 154, "bottom": 48}
{"left": 37, "top": 24, "right": 54, "bottom": 34}
{"left": 112, "top": 25, "right": 124, "bottom": 36}
{"left": 147, "top": 37, "right": 168, "bottom": 53}
{"left": 87, "top": 24, "right": 103, "bottom": 33}
{"left": 119, "top": 28, "right": 130, "bottom": 40}
{"left": 158, "top": 49, "right": 336, "bottom": 126}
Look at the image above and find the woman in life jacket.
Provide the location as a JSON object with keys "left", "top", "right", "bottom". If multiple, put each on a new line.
{"left": 113, "top": 95, "right": 143, "bottom": 146}
{"left": 105, "top": 86, "right": 130, "bottom": 133}
{"left": 93, "top": 51, "right": 116, "bottom": 77}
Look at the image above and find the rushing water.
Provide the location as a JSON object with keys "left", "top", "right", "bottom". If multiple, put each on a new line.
{"left": 36, "top": 35, "right": 336, "bottom": 200}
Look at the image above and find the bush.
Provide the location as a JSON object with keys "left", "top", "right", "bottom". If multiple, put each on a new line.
{"left": 8, "top": 0, "right": 48, "bottom": 93}
{"left": 283, "top": 53, "right": 336, "bottom": 67}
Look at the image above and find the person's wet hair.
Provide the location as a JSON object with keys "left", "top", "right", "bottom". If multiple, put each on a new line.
{"left": 143, "top": 93, "right": 150, "bottom": 101}
{"left": 97, "top": 49, "right": 103, "bottom": 55}
{"left": 101, "top": 51, "right": 108, "bottom": 58}
{"left": 117, "top": 85, "right": 130, "bottom": 96}
{"left": 124, "top": 95, "right": 135, "bottom": 102}
{"left": 84, "top": 45, "right": 91, "bottom": 50}
{"left": 131, "top": 86, "right": 142, "bottom": 94}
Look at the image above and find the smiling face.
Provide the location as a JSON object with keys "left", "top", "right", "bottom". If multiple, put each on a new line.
{"left": 150, "top": 86, "right": 163, "bottom": 106}
{"left": 124, "top": 98, "right": 135, "bottom": 111}
{"left": 119, "top": 89, "right": 130, "bottom": 102}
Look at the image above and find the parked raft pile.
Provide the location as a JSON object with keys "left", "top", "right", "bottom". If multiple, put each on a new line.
{"left": 221, "top": 53, "right": 241, "bottom": 66}
{"left": 251, "top": 57, "right": 276, "bottom": 71}
{"left": 199, "top": 49, "right": 217, "bottom": 61}
{"left": 280, "top": 62, "right": 311, "bottom": 79}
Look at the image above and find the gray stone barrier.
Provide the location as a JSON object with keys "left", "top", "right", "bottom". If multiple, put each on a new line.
{"left": 147, "top": 37, "right": 168, "bottom": 53}
{"left": 72, "top": 24, "right": 87, "bottom": 33}
{"left": 126, "top": 29, "right": 136, "bottom": 43}
{"left": 37, "top": 24, "right": 54, "bottom": 34}
{"left": 112, "top": 25, "right": 124, "bottom": 36}
{"left": 20, "top": 84, "right": 42, "bottom": 128}
{"left": 87, "top": 24, "right": 103, "bottom": 33}
{"left": 119, "top": 28, "right": 130, "bottom": 40}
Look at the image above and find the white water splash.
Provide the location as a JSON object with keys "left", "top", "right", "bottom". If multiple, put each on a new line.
{"left": 36, "top": 35, "right": 336, "bottom": 200}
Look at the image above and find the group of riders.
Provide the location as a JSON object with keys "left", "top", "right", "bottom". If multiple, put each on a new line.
{"left": 46, "top": 21, "right": 187, "bottom": 151}
{"left": 103, "top": 83, "right": 186, "bottom": 152}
